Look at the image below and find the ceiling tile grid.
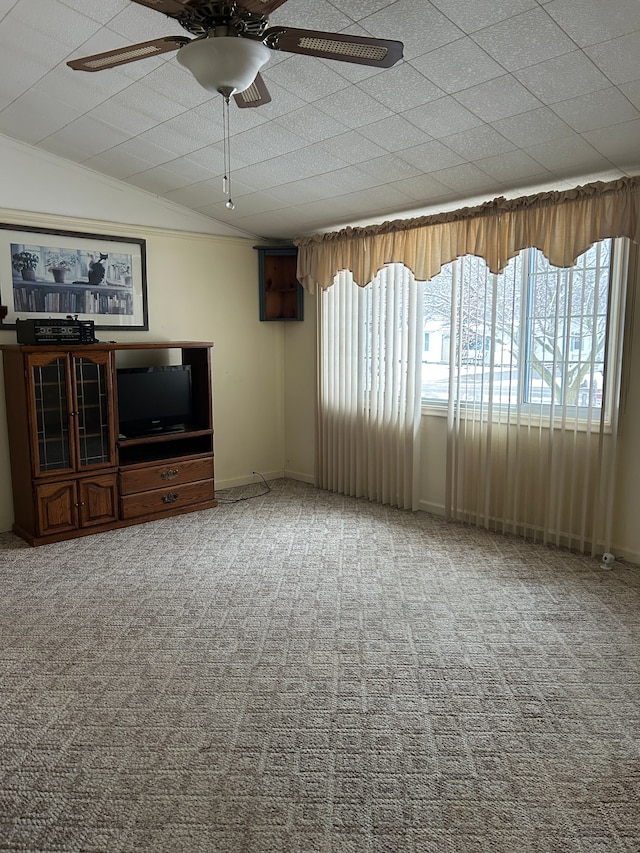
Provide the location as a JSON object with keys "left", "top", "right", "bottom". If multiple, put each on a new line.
{"left": 0, "top": 0, "right": 637, "bottom": 239}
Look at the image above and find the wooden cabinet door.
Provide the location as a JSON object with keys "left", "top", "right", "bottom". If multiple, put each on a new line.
{"left": 78, "top": 474, "right": 118, "bottom": 528}
{"left": 26, "top": 352, "right": 75, "bottom": 478}
{"left": 35, "top": 481, "right": 78, "bottom": 536}
{"left": 71, "top": 351, "right": 117, "bottom": 471}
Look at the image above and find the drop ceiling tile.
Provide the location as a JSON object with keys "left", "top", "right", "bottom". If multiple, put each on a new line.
{"left": 261, "top": 55, "right": 351, "bottom": 102}
{"left": 358, "top": 115, "right": 429, "bottom": 151}
{"left": 14, "top": 0, "right": 101, "bottom": 46}
{"left": 429, "top": 0, "right": 538, "bottom": 33}
{"left": 454, "top": 75, "right": 543, "bottom": 121}
{"left": 582, "top": 119, "right": 640, "bottom": 170}
{"left": 197, "top": 195, "right": 290, "bottom": 226}
{"left": 404, "top": 96, "right": 483, "bottom": 138}
{"left": 195, "top": 98, "right": 267, "bottom": 137}
{"left": 157, "top": 111, "right": 224, "bottom": 148}
{"left": 318, "top": 130, "right": 387, "bottom": 164}
{"left": 132, "top": 124, "right": 209, "bottom": 159}
{"left": 34, "top": 66, "right": 133, "bottom": 113}
{"left": 357, "top": 63, "right": 444, "bottom": 112}
{"left": 120, "top": 81, "right": 187, "bottom": 124}
{"left": 107, "top": 134, "right": 178, "bottom": 169}
{"left": 126, "top": 164, "right": 190, "bottom": 195}
{"left": 551, "top": 87, "right": 640, "bottom": 133}
{"left": 356, "top": 153, "right": 424, "bottom": 182}
{"left": 83, "top": 152, "right": 153, "bottom": 180}
{"left": 181, "top": 144, "right": 226, "bottom": 174}
{"left": 271, "top": 105, "right": 347, "bottom": 144}
{"left": 39, "top": 114, "right": 132, "bottom": 160}
{"left": 410, "top": 38, "right": 504, "bottom": 94}
{"left": 261, "top": 145, "right": 352, "bottom": 183}
{"left": 543, "top": 0, "right": 640, "bottom": 47}
{"left": 267, "top": 0, "right": 353, "bottom": 31}
{"left": 621, "top": 81, "right": 640, "bottom": 110}
{"left": 0, "top": 90, "right": 81, "bottom": 144}
{"left": 441, "top": 124, "right": 515, "bottom": 160}
{"left": 315, "top": 86, "right": 394, "bottom": 129}
{"left": 389, "top": 173, "right": 456, "bottom": 203}
{"left": 491, "top": 106, "right": 574, "bottom": 147}
{"left": 397, "top": 139, "right": 464, "bottom": 171}
{"left": 585, "top": 33, "right": 640, "bottom": 86}
{"left": 524, "top": 134, "right": 613, "bottom": 173}
{"left": 230, "top": 124, "right": 308, "bottom": 169}
{"left": 160, "top": 155, "right": 218, "bottom": 185}
{"left": 328, "top": 184, "right": 417, "bottom": 218}
{"left": 363, "top": 0, "right": 464, "bottom": 59}
{"left": 164, "top": 180, "right": 227, "bottom": 209}
{"left": 108, "top": 0, "right": 182, "bottom": 42}
{"left": 471, "top": 8, "right": 576, "bottom": 71}
{"left": 59, "top": 0, "right": 128, "bottom": 24}
{"left": 428, "top": 162, "right": 500, "bottom": 193}
{"left": 0, "top": 20, "right": 72, "bottom": 100}
{"left": 473, "top": 149, "right": 551, "bottom": 181}
{"left": 266, "top": 180, "right": 336, "bottom": 206}
{"left": 85, "top": 100, "right": 158, "bottom": 138}
{"left": 514, "top": 51, "right": 610, "bottom": 104}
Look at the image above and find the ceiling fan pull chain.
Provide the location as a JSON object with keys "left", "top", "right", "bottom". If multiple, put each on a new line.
{"left": 222, "top": 93, "right": 234, "bottom": 210}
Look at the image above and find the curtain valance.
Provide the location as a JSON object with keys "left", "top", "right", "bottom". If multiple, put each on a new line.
{"left": 294, "top": 176, "right": 640, "bottom": 292}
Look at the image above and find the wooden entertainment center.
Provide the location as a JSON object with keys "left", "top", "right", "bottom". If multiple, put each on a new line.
{"left": 0, "top": 341, "right": 217, "bottom": 546}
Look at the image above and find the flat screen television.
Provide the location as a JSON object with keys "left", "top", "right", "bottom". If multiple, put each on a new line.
{"left": 117, "top": 365, "right": 193, "bottom": 437}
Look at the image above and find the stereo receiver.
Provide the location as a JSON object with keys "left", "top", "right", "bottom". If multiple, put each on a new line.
{"left": 16, "top": 317, "right": 97, "bottom": 345}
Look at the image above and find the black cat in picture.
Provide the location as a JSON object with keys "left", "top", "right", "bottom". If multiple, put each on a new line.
{"left": 74, "top": 252, "right": 108, "bottom": 285}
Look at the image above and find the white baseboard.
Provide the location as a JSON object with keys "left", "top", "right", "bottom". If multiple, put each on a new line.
{"left": 215, "top": 471, "right": 284, "bottom": 491}
{"left": 418, "top": 500, "right": 446, "bottom": 516}
{"left": 284, "top": 469, "right": 315, "bottom": 484}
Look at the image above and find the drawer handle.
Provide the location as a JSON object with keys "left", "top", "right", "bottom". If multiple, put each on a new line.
{"left": 161, "top": 468, "right": 179, "bottom": 481}
{"left": 162, "top": 492, "right": 179, "bottom": 504}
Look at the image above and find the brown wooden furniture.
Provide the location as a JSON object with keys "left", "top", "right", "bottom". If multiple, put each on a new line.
{"left": 255, "top": 245, "right": 304, "bottom": 321}
{"left": 0, "top": 341, "right": 217, "bottom": 545}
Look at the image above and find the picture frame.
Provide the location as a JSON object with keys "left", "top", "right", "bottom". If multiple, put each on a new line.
{"left": 0, "top": 224, "right": 148, "bottom": 330}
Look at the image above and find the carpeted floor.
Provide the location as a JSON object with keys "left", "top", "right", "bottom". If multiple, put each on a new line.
{"left": 0, "top": 478, "right": 639, "bottom": 852}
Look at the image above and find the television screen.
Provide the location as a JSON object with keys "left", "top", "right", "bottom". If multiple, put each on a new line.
{"left": 117, "top": 365, "right": 192, "bottom": 437}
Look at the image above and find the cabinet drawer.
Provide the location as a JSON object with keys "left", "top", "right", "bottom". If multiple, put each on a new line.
{"left": 121, "top": 479, "right": 215, "bottom": 520}
{"left": 120, "top": 456, "right": 213, "bottom": 495}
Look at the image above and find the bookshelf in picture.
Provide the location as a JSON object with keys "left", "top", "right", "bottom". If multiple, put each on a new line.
{"left": 12, "top": 282, "right": 133, "bottom": 316}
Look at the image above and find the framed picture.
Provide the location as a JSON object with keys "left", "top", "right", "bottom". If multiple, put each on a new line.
{"left": 0, "top": 224, "right": 148, "bottom": 330}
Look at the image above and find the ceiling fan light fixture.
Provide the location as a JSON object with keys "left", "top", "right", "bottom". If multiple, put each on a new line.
{"left": 177, "top": 36, "right": 271, "bottom": 95}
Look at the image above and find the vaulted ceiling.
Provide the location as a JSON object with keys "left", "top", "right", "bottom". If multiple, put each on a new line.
{"left": 1, "top": 0, "right": 639, "bottom": 240}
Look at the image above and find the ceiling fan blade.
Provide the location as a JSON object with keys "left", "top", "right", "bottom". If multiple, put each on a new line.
{"left": 131, "top": 0, "right": 190, "bottom": 14}
{"left": 264, "top": 27, "right": 403, "bottom": 68}
{"left": 67, "top": 36, "right": 190, "bottom": 72}
{"left": 236, "top": 0, "right": 290, "bottom": 14}
{"left": 233, "top": 73, "right": 272, "bottom": 108}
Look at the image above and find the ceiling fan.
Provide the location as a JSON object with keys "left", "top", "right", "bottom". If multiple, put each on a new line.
{"left": 67, "top": 0, "right": 404, "bottom": 108}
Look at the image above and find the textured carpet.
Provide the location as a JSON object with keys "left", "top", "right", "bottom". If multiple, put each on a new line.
{"left": 0, "top": 479, "right": 639, "bottom": 852}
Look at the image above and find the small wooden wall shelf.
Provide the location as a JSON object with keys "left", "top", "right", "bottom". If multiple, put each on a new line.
{"left": 255, "top": 245, "right": 304, "bottom": 321}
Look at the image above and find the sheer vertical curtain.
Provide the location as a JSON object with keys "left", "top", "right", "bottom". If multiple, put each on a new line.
{"left": 318, "top": 266, "right": 423, "bottom": 510}
{"left": 444, "top": 239, "right": 628, "bottom": 555}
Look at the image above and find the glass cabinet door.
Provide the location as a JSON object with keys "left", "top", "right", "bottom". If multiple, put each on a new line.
{"left": 73, "top": 354, "right": 114, "bottom": 469}
{"left": 29, "top": 354, "right": 73, "bottom": 475}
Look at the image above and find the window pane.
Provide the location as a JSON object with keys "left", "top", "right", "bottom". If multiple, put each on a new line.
{"left": 523, "top": 240, "right": 611, "bottom": 409}
{"left": 421, "top": 238, "right": 616, "bottom": 417}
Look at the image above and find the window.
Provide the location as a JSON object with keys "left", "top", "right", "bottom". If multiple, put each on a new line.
{"left": 421, "top": 238, "right": 626, "bottom": 420}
